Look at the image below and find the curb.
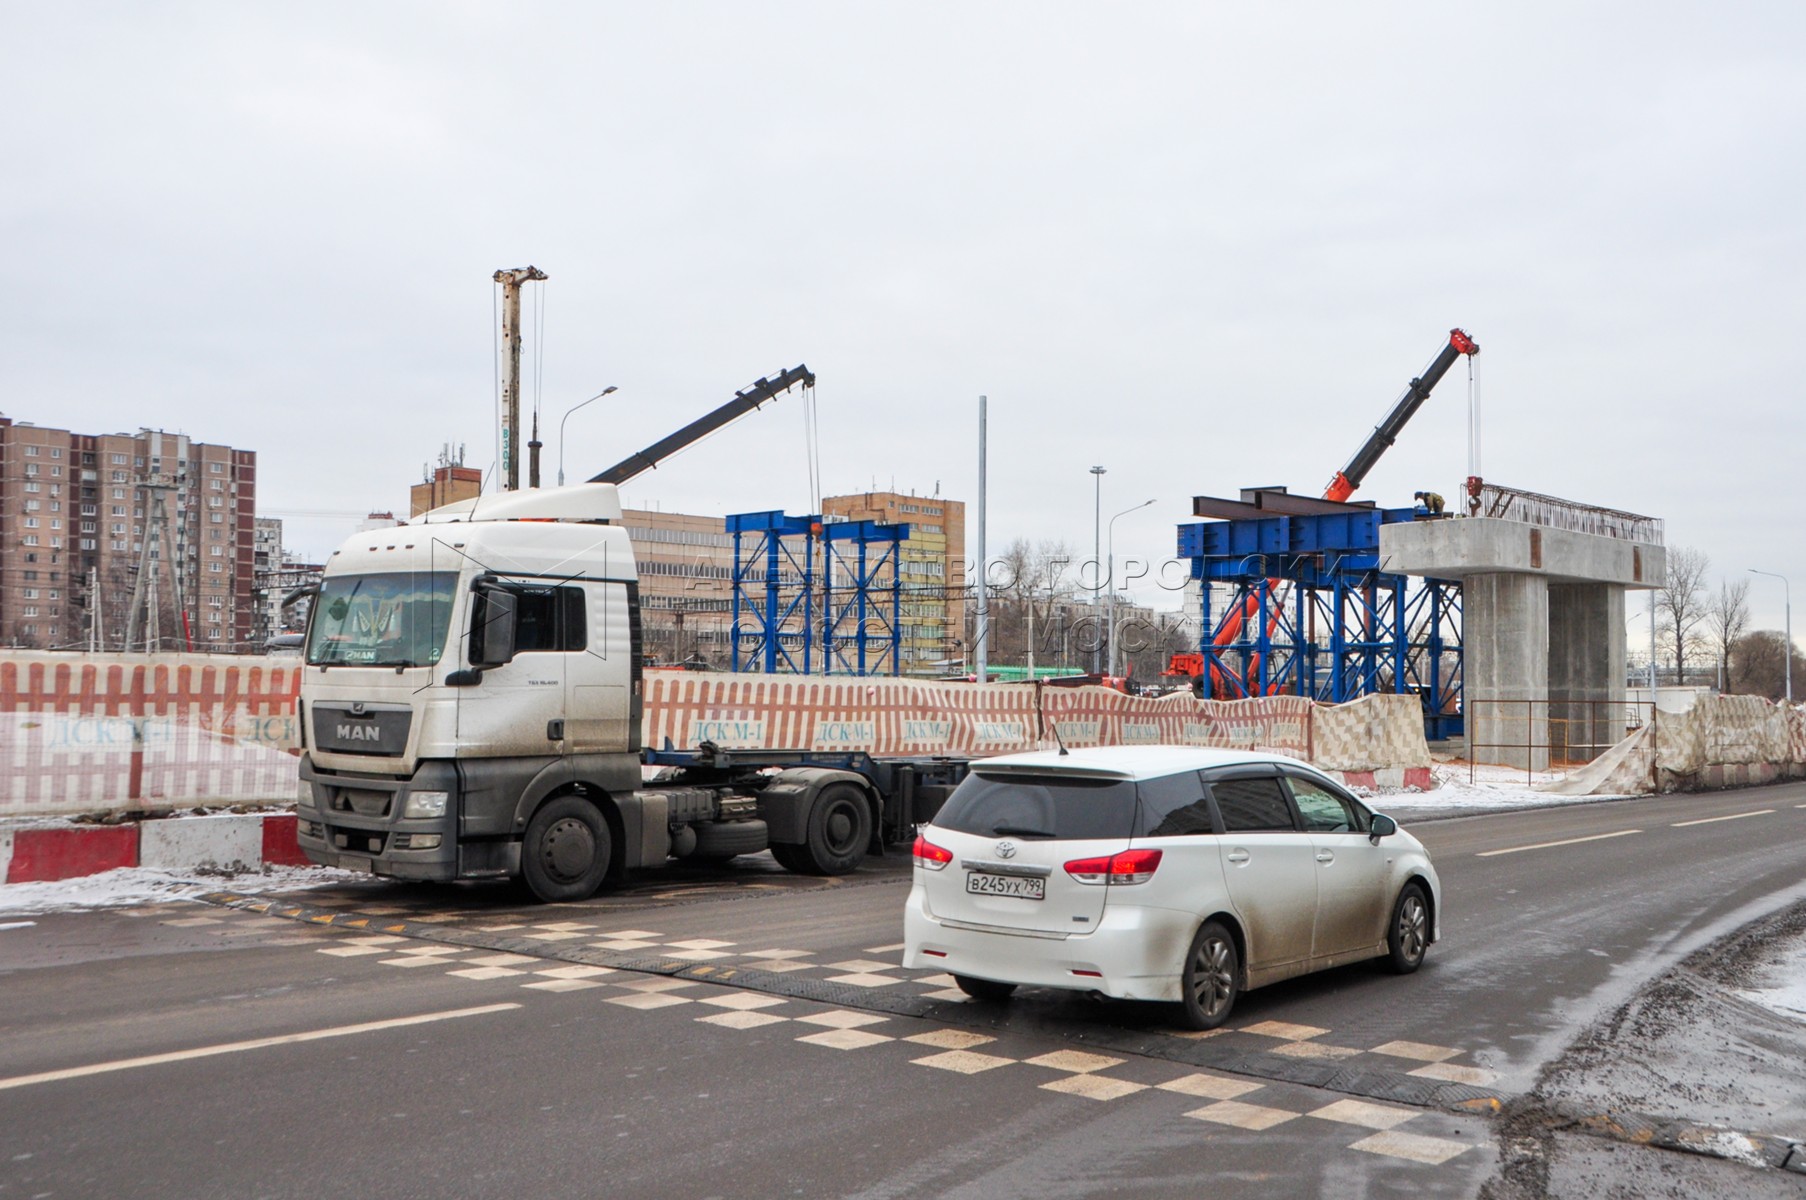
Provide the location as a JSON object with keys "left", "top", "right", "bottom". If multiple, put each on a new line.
{"left": 0, "top": 813, "right": 309, "bottom": 884}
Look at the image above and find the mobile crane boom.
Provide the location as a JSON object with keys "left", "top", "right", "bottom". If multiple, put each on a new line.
{"left": 589, "top": 364, "right": 815, "bottom": 486}
{"left": 1325, "top": 329, "right": 1478, "bottom": 502}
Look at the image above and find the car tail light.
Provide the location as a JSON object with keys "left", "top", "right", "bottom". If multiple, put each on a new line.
{"left": 1064, "top": 848, "right": 1163, "bottom": 886}
{"left": 912, "top": 834, "right": 953, "bottom": 871}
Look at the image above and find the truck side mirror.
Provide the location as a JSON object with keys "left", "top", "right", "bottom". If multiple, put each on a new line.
{"left": 470, "top": 583, "right": 519, "bottom": 668}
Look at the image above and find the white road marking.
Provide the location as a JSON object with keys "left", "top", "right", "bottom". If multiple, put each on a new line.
{"left": 1308, "top": 1098, "right": 1418, "bottom": 1130}
{"left": 1476, "top": 829, "right": 1641, "bottom": 857}
{"left": 1040, "top": 1074, "right": 1147, "bottom": 1100}
{"left": 1023, "top": 1050, "right": 1124, "bottom": 1074}
{"left": 912, "top": 1049, "right": 1014, "bottom": 1074}
{"left": 1349, "top": 1130, "right": 1472, "bottom": 1165}
{"left": 1671, "top": 809, "right": 1775, "bottom": 827}
{"left": 0, "top": 1004, "right": 520, "bottom": 1092}
{"left": 0, "top": 921, "right": 36, "bottom": 931}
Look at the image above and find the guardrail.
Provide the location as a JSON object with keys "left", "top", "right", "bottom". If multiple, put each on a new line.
{"left": 1464, "top": 696, "right": 1656, "bottom": 788}
{"left": 1476, "top": 483, "right": 1664, "bottom": 545}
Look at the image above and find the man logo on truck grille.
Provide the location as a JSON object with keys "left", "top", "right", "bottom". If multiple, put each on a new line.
{"left": 336, "top": 724, "right": 381, "bottom": 742}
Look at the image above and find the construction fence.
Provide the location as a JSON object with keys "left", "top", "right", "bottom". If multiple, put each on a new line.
{"left": 1541, "top": 693, "right": 1806, "bottom": 796}
{"left": 0, "top": 653, "right": 1439, "bottom": 820}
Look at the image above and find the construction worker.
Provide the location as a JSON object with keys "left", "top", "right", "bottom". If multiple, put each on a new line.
{"left": 1414, "top": 490, "right": 1446, "bottom": 516}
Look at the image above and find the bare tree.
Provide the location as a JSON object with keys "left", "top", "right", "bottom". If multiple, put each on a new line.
{"left": 1731, "top": 629, "right": 1801, "bottom": 701}
{"left": 984, "top": 538, "right": 1076, "bottom": 669}
{"left": 1655, "top": 545, "right": 1712, "bottom": 677}
{"left": 1704, "top": 577, "right": 1751, "bottom": 692}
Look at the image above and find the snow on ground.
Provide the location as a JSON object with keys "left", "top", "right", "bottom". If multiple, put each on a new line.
{"left": 1356, "top": 763, "right": 1636, "bottom": 814}
{"left": 0, "top": 864, "right": 360, "bottom": 916}
{"left": 1735, "top": 939, "right": 1806, "bottom": 1022}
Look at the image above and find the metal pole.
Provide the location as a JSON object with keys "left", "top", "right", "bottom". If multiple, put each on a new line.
{"left": 1090, "top": 465, "right": 1106, "bottom": 673}
{"left": 1751, "top": 569, "right": 1792, "bottom": 705}
{"left": 975, "top": 397, "right": 988, "bottom": 682}
{"left": 1106, "top": 499, "right": 1155, "bottom": 677}
{"left": 558, "top": 386, "right": 618, "bottom": 487}
{"left": 1648, "top": 586, "right": 1657, "bottom": 698}
{"left": 493, "top": 266, "right": 547, "bottom": 492}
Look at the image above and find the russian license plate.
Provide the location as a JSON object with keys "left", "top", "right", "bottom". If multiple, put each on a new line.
{"left": 338, "top": 854, "right": 374, "bottom": 873}
{"left": 965, "top": 872, "right": 1045, "bottom": 901}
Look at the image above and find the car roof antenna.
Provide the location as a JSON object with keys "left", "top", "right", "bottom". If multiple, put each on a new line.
{"left": 1051, "top": 717, "right": 1070, "bottom": 756}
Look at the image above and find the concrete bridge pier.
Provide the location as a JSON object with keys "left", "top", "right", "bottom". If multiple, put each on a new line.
{"left": 1383, "top": 514, "right": 1663, "bottom": 771}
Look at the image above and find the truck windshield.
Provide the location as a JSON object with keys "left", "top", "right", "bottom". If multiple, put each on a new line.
{"left": 305, "top": 572, "right": 458, "bottom": 668}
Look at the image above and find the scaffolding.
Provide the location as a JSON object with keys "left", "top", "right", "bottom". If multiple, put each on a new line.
{"left": 728, "top": 510, "right": 909, "bottom": 675}
{"left": 1180, "top": 504, "right": 1464, "bottom": 740}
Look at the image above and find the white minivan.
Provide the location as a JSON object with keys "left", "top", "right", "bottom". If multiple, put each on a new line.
{"left": 902, "top": 746, "right": 1441, "bottom": 1029}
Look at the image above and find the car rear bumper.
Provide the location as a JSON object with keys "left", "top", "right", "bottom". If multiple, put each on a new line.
{"left": 902, "top": 883, "right": 1196, "bottom": 1003}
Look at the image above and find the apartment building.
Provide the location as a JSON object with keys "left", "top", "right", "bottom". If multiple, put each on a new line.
{"left": 0, "top": 420, "right": 256, "bottom": 650}
{"left": 821, "top": 490, "right": 966, "bottom": 676}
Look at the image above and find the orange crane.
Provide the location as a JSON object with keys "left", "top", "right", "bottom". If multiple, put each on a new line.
{"left": 1175, "top": 328, "right": 1479, "bottom": 697}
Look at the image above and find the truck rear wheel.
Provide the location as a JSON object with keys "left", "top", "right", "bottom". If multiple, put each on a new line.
{"left": 521, "top": 796, "right": 612, "bottom": 903}
{"left": 796, "top": 784, "right": 872, "bottom": 876}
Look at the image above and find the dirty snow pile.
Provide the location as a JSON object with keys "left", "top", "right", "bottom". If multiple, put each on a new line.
{"left": 1735, "top": 939, "right": 1806, "bottom": 1021}
{"left": 0, "top": 864, "right": 357, "bottom": 916}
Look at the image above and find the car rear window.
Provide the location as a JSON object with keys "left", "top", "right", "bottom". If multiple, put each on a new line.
{"left": 935, "top": 772, "right": 1139, "bottom": 841}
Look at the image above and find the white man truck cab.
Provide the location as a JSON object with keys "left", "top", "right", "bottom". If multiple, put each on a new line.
{"left": 294, "top": 484, "right": 960, "bottom": 902}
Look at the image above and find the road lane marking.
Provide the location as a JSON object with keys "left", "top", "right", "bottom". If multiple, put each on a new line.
{"left": 1476, "top": 829, "right": 1641, "bottom": 857}
{"left": 0, "top": 1003, "right": 520, "bottom": 1092}
{"left": 1671, "top": 809, "right": 1775, "bottom": 827}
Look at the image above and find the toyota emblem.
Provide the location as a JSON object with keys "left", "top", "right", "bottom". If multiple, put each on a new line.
{"left": 995, "top": 840, "right": 1018, "bottom": 859}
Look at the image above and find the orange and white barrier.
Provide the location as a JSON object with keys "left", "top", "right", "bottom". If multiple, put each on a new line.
{"left": 3, "top": 653, "right": 1434, "bottom": 820}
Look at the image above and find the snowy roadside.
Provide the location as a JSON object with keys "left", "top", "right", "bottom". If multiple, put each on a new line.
{"left": 1354, "top": 763, "right": 1637, "bottom": 818}
{"left": 0, "top": 864, "right": 362, "bottom": 917}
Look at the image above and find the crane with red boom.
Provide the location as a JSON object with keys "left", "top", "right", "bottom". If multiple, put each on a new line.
{"left": 1168, "top": 328, "right": 1479, "bottom": 697}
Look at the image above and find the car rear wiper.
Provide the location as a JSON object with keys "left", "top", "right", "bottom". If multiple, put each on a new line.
{"left": 989, "top": 824, "right": 1055, "bottom": 839}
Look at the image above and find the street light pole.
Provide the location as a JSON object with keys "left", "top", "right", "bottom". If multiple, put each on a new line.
{"left": 558, "top": 386, "right": 618, "bottom": 486}
{"left": 1090, "top": 466, "right": 1106, "bottom": 674}
{"left": 1106, "top": 498, "right": 1156, "bottom": 677}
{"left": 1751, "top": 568, "right": 1793, "bottom": 705}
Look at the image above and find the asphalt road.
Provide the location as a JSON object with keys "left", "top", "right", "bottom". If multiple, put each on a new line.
{"left": 4, "top": 783, "right": 1805, "bottom": 1199}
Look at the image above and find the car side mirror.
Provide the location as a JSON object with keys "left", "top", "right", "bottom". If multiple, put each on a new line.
{"left": 470, "top": 582, "right": 518, "bottom": 668}
{"left": 1369, "top": 813, "right": 1397, "bottom": 844}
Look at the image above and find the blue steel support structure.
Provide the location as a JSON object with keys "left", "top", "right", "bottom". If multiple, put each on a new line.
{"left": 729, "top": 510, "right": 909, "bottom": 676}
{"left": 1179, "top": 506, "right": 1463, "bottom": 740}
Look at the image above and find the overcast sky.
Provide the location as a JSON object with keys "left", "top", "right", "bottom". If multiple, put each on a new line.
{"left": 4, "top": 3, "right": 1801, "bottom": 634}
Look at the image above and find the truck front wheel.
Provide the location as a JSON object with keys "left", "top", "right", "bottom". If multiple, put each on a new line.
{"left": 521, "top": 796, "right": 613, "bottom": 903}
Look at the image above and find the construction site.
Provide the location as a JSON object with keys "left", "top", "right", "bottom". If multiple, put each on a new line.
{"left": 7, "top": 283, "right": 1804, "bottom": 843}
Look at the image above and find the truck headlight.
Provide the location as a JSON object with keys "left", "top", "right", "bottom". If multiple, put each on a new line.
{"left": 403, "top": 790, "right": 450, "bottom": 819}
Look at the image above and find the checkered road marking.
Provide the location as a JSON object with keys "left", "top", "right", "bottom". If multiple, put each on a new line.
{"left": 187, "top": 896, "right": 1490, "bottom": 1166}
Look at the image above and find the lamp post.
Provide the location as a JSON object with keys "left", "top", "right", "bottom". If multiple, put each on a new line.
{"left": 1089, "top": 465, "right": 1106, "bottom": 673}
{"left": 558, "top": 386, "right": 618, "bottom": 486}
{"left": 1106, "top": 498, "right": 1156, "bottom": 677}
{"left": 1750, "top": 568, "right": 1793, "bottom": 705}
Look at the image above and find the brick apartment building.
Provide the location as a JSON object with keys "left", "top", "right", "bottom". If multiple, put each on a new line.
{"left": 0, "top": 419, "right": 256, "bottom": 651}
{"left": 820, "top": 491, "right": 966, "bottom": 675}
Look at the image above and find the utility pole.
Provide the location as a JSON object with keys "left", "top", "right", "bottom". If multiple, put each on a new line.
{"left": 975, "top": 396, "right": 989, "bottom": 683}
{"left": 494, "top": 266, "right": 547, "bottom": 492}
